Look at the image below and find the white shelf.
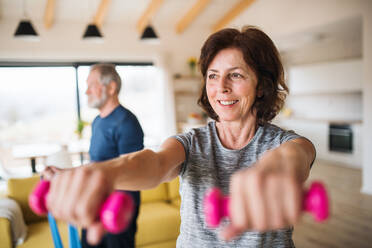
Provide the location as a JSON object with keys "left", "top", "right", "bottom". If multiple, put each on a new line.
{"left": 275, "top": 116, "right": 362, "bottom": 124}
{"left": 173, "top": 74, "right": 202, "bottom": 80}
{"left": 173, "top": 74, "right": 202, "bottom": 95}
{"left": 173, "top": 74, "right": 204, "bottom": 124}
{"left": 175, "top": 91, "right": 199, "bottom": 96}
{"left": 289, "top": 90, "right": 362, "bottom": 97}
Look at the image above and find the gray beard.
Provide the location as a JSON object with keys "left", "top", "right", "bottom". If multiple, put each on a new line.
{"left": 88, "top": 91, "right": 107, "bottom": 109}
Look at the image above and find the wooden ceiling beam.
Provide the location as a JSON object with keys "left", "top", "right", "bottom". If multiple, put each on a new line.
{"left": 93, "top": 0, "right": 112, "bottom": 27}
{"left": 175, "top": 0, "right": 211, "bottom": 34}
{"left": 136, "top": 0, "right": 164, "bottom": 34}
{"left": 44, "top": 0, "right": 55, "bottom": 29}
{"left": 212, "top": 0, "right": 256, "bottom": 32}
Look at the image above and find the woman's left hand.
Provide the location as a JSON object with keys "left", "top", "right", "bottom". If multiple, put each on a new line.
{"left": 220, "top": 155, "right": 303, "bottom": 241}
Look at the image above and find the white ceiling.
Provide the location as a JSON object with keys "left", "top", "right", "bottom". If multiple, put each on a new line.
{"left": 0, "top": 0, "right": 365, "bottom": 64}
{"left": 0, "top": 0, "right": 238, "bottom": 26}
{"left": 0, "top": 0, "right": 363, "bottom": 30}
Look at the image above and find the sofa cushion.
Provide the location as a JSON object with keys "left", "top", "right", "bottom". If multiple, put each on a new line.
{"left": 137, "top": 239, "right": 177, "bottom": 248}
{"left": 7, "top": 176, "right": 46, "bottom": 224}
{"left": 136, "top": 202, "right": 180, "bottom": 246}
{"left": 0, "top": 218, "right": 12, "bottom": 248}
{"left": 17, "top": 220, "right": 70, "bottom": 248}
{"left": 141, "top": 183, "right": 167, "bottom": 204}
{"left": 167, "top": 177, "right": 180, "bottom": 201}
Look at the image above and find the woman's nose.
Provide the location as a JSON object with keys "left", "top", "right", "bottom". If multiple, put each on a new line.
{"left": 217, "top": 77, "right": 230, "bottom": 93}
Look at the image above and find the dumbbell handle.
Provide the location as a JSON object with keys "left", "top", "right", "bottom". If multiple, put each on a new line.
{"left": 29, "top": 180, "right": 134, "bottom": 234}
{"left": 204, "top": 181, "right": 329, "bottom": 228}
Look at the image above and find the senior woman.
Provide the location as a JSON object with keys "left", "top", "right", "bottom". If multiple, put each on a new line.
{"left": 46, "top": 26, "right": 315, "bottom": 248}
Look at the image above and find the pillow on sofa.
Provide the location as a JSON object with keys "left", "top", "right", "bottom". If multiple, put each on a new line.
{"left": 141, "top": 183, "right": 168, "bottom": 204}
{"left": 7, "top": 175, "right": 46, "bottom": 224}
{"left": 136, "top": 202, "right": 180, "bottom": 247}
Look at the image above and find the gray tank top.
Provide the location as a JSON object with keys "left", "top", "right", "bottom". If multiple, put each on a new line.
{"left": 172, "top": 121, "right": 302, "bottom": 248}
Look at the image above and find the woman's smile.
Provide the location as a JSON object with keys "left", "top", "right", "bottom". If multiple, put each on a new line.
{"left": 218, "top": 100, "right": 239, "bottom": 107}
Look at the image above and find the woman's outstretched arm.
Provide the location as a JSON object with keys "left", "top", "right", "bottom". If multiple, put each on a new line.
{"left": 92, "top": 137, "right": 186, "bottom": 190}
{"left": 222, "top": 137, "right": 315, "bottom": 240}
{"left": 46, "top": 137, "right": 185, "bottom": 244}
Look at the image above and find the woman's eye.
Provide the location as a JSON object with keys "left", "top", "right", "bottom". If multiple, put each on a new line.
{"left": 231, "top": 73, "right": 242, "bottom": 79}
{"left": 208, "top": 74, "right": 217, "bottom": 80}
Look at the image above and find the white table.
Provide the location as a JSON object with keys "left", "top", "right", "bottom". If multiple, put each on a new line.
{"left": 12, "top": 143, "right": 61, "bottom": 173}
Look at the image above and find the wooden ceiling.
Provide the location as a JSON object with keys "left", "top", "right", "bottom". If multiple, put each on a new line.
{"left": 39, "top": 0, "right": 256, "bottom": 34}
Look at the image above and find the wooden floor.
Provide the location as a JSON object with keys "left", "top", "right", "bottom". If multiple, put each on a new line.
{"left": 293, "top": 160, "right": 372, "bottom": 248}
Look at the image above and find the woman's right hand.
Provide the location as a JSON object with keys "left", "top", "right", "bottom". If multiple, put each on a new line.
{"left": 46, "top": 166, "right": 113, "bottom": 245}
{"left": 41, "top": 166, "right": 63, "bottom": 180}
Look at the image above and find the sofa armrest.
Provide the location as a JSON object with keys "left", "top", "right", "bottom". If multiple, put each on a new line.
{"left": 7, "top": 175, "right": 46, "bottom": 224}
{"left": 0, "top": 217, "right": 13, "bottom": 248}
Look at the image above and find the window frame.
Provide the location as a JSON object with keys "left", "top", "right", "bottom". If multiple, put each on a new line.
{"left": 0, "top": 61, "right": 153, "bottom": 121}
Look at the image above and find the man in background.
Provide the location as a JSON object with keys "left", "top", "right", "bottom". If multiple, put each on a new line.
{"left": 83, "top": 63, "right": 144, "bottom": 248}
{"left": 43, "top": 63, "right": 143, "bottom": 247}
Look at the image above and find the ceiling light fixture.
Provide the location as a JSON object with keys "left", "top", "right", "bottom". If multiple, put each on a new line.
{"left": 82, "top": 0, "right": 104, "bottom": 42}
{"left": 140, "top": 25, "right": 159, "bottom": 43}
{"left": 14, "top": 0, "right": 39, "bottom": 40}
{"left": 82, "top": 24, "right": 103, "bottom": 41}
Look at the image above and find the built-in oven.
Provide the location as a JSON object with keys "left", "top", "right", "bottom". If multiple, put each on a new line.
{"left": 329, "top": 124, "right": 353, "bottom": 153}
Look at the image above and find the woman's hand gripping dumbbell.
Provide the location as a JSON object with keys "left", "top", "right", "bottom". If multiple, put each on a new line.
{"left": 204, "top": 181, "right": 329, "bottom": 228}
{"left": 29, "top": 179, "right": 134, "bottom": 234}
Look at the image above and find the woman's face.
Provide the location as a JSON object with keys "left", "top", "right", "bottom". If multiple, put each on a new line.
{"left": 206, "top": 48, "right": 258, "bottom": 123}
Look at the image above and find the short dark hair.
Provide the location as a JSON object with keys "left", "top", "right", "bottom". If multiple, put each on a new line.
{"left": 197, "top": 26, "right": 288, "bottom": 125}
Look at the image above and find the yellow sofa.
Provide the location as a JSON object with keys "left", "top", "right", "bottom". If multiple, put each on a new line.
{"left": 0, "top": 175, "right": 180, "bottom": 248}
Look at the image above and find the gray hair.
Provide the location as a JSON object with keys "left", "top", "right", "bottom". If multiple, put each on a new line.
{"left": 90, "top": 63, "right": 122, "bottom": 93}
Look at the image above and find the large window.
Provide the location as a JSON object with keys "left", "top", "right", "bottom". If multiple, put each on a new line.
{"left": 0, "top": 67, "right": 77, "bottom": 174}
{"left": 0, "top": 63, "right": 168, "bottom": 177}
{"left": 0, "top": 67, "right": 77, "bottom": 143}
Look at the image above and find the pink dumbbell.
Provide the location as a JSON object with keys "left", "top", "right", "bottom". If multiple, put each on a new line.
{"left": 204, "top": 181, "right": 329, "bottom": 228}
{"left": 29, "top": 180, "right": 134, "bottom": 234}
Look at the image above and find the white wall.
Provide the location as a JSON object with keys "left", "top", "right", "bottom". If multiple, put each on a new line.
{"left": 233, "top": 0, "right": 366, "bottom": 38}
{"left": 276, "top": 59, "right": 363, "bottom": 168}
{"left": 289, "top": 60, "right": 362, "bottom": 94}
{"left": 286, "top": 59, "right": 363, "bottom": 122}
{"left": 362, "top": 2, "right": 372, "bottom": 195}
